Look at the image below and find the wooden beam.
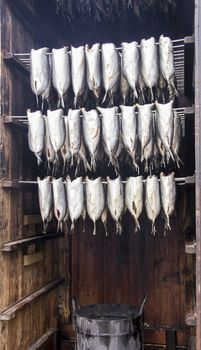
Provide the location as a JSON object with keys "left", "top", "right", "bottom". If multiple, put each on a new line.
{"left": 29, "top": 328, "right": 58, "bottom": 350}
{"left": 0, "top": 278, "right": 64, "bottom": 321}
{"left": 1, "top": 232, "right": 64, "bottom": 252}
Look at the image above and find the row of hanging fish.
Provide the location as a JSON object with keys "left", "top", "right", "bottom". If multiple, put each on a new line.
{"left": 38, "top": 173, "right": 176, "bottom": 236}
{"left": 30, "top": 35, "right": 177, "bottom": 109}
{"left": 27, "top": 101, "right": 182, "bottom": 174}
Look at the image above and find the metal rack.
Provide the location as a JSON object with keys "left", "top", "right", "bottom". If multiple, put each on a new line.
{"left": 3, "top": 36, "right": 194, "bottom": 97}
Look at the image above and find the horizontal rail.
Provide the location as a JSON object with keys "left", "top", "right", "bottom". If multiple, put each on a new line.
{"left": 1, "top": 232, "right": 64, "bottom": 252}
{"left": 0, "top": 278, "right": 64, "bottom": 320}
{"left": 1, "top": 175, "right": 195, "bottom": 188}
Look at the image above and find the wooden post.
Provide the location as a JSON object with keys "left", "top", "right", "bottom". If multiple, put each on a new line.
{"left": 195, "top": 0, "right": 201, "bottom": 349}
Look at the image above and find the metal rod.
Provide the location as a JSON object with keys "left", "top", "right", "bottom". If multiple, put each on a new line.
{"left": 17, "top": 176, "right": 194, "bottom": 185}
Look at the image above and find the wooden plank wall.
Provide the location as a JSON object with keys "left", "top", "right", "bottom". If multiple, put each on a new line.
{"left": 0, "top": 1, "right": 68, "bottom": 349}
{"left": 69, "top": 186, "right": 195, "bottom": 347}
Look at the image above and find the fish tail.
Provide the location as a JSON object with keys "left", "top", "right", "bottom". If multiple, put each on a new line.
{"left": 134, "top": 220, "right": 141, "bottom": 233}
{"left": 74, "top": 95, "right": 78, "bottom": 108}
{"left": 133, "top": 87, "right": 138, "bottom": 100}
{"left": 42, "top": 220, "right": 47, "bottom": 234}
{"left": 165, "top": 216, "right": 171, "bottom": 231}
{"left": 41, "top": 97, "right": 44, "bottom": 111}
{"left": 102, "top": 90, "right": 108, "bottom": 104}
{"left": 61, "top": 95, "right": 65, "bottom": 109}
{"left": 150, "top": 87, "right": 154, "bottom": 102}
{"left": 91, "top": 155, "right": 96, "bottom": 171}
{"left": 36, "top": 154, "right": 42, "bottom": 166}
{"left": 70, "top": 155, "right": 74, "bottom": 167}
{"left": 151, "top": 221, "right": 156, "bottom": 236}
{"left": 103, "top": 222, "right": 108, "bottom": 237}
{"left": 116, "top": 221, "right": 122, "bottom": 235}
{"left": 168, "top": 147, "right": 175, "bottom": 162}
{"left": 93, "top": 222, "right": 96, "bottom": 235}
{"left": 70, "top": 221, "right": 74, "bottom": 234}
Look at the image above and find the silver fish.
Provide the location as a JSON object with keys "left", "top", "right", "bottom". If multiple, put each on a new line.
{"left": 85, "top": 43, "right": 101, "bottom": 99}
{"left": 145, "top": 175, "right": 161, "bottom": 235}
{"left": 30, "top": 48, "right": 50, "bottom": 106}
{"left": 47, "top": 109, "right": 65, "bottom": 159}
{"left": 66, "top": 177, "right": 84, "bottom": 232}
{"left": 102, "top": 43, "right": 119, "bottom": 104}
{"left": 44, "top": 115, "right": 55, "bottom": 168}
{"left": 159, "top": 35, "right": 178, "bottom": 98}
{"left": 61, "top": 116, "right": 71, "bottom": 170}
{"left": 120, "top": 105, "right": 138, "bottom": 171}
{"left": 85, "top": 177, "right": 105, "bottom": 235}
{"left": 97, "top": 106, "right": 119, "bottom": 168}
{"left": 27, "top": 109, "right": 45, "bottom": 165}
{"left": 67, "top": 109, "right": 81, "bottom": 166}
{"left": 52, "top": 47, "right": 70, "bottom": 108}
{"left": 137, "top": 103, "right": 154, "bottom": 162}
{"left": 52, "top": 177, "right": 67, "bottom": 231}
{"left": 107, "top": 176, "right": 124, "bottom": 235}
{"left": 160, "top": 172, "right": 176, "bottom": 231}
{"left": 82, "top": 108, "right": 101, "bottom": 171}
{"left": 71, "top": 45, "right": 85, "bottom": 107}
{"left": 121, "top": 41, "right": 139, "bottom": 100}
{"left": 125, "top": 176, "right": 143, "bottom": 232}
{"left": 140, "top": 37, "right": 159, "bottom": 101}
{"left": 155, "top": 101, "right": 174, "bottom": 162}
{"left": 119, "top": 53, "right": 130, "bottom": 105}
{"left": 37, "top": 176, "right": 53, "bottom": 232}
{"left": 171, "top": 110, "right": 182, "bottom": 167}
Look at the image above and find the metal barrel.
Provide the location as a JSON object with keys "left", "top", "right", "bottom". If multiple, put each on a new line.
{"left": 73, "top": 301, "right": 146, "bottom": 350}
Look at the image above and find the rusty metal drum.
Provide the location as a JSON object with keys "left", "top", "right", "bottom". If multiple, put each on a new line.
{"left": 73, "top": 299, "right": 146, "bottom": 350}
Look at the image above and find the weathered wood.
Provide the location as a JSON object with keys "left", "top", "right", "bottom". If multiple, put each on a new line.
{"left": 1, "top": 232, "right": 64, "bottom": 252}
{"left": 24, "top": 251, "right": 43, "bottom": 266}
{"left": 23, "top": 215, "right": 42, "bottom": 225}
{"left": 0, "top": 278, "right": 63, "bottom": 321}
{"left": 29, "top": 327, "right": 58, "bottom": 350}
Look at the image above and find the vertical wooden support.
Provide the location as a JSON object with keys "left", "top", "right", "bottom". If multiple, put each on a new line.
{"left": 166, "top": 329, "right": 177, "bottom": 350}
{"left": 195, "top": 0, "right": 201, "bottom": 349}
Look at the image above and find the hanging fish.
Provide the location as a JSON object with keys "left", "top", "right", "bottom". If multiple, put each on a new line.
{"left": 120, "top": 105, "right": 138, "bottom": 171}
{"left": 52, "top": 47, "right": 71, "bottom": 108}
{"left": 47, "top": 109, "right": 65, "bottom": 162}
{"left": 159, "top": 35, "right": 178, "bottom": 99}
{"left": 137, "top": 103, "right": 154, "bottom": 163}
{"left": 125, "top": 176, "right": 143, "bottom": 232}
{"left": 155, "top": 100, "right": 175, "bottom": 162}
{"left": 71, "top": 45, "right": 85, "bottom": 107}
{"left": 119, "top": 52, "right": 130, "bottom": 105}
{"left": 27, "top": 109, "right": 45, "bottom": 165}
{"left": 67, "top": 109, "right": 81, "bottom": 166}
{"left": 60, "top": 116, "right": 70, "bottom": 173}
{"left": 30, "top": 48, "right": 50, "bottom": 106}
{"left": 160, "top": 172, "right": 176, "bottom": 231}
{"left": 107, "top": 176, "right": 124, "bottom": 235}
{"left": 44, "top": 115, "right": 55, "bottom": 169}
{"left": 85, "top": 43, "right": 101, "bottom": 99}
{"left": 121, "top": 41, "right": 139, "bottom": 100}
{"left": 66, "top": 177, "right": 84, "bottom": 232}
{"left": 145, "top": 175, "right": 161, "bottom": 235}
{"left": 52, "top": 177, "right": 67, "bottom": 231}
{"left": 171, "top": 110, "right": 183, "bottom": 167}
{"left": 85, "top": 177, "right": 105, "bottom": 235}
{"left": 37, "top": 176, "right": 53, "bottom": 233}
{"left": 82, "top": 108, "right": 101, "bottom": 171}
{"left": 102, "top": 43, "right": 119, "bottom": 104}
{"left": 97, "top": 106, "right": 119, "bottom": 169}
{"left": 140, "top": 37, "right": 159, "bottom": 101}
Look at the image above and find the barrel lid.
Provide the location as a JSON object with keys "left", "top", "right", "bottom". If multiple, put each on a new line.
{"left": 75, "top": 303, "right": 139, "bottom": 320}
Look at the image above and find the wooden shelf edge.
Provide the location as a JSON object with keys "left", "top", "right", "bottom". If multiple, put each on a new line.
{"left": 29, "top": 327, "right": 58, "bottom": 350}
{"left": 3, "top": 52, "right": 29, "bottom": 76}
{"left": 0, "top": 278, "right": 64, "bottom": 321}
{"left": 1, "top": 232, "right": 64, "bottom": 252}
